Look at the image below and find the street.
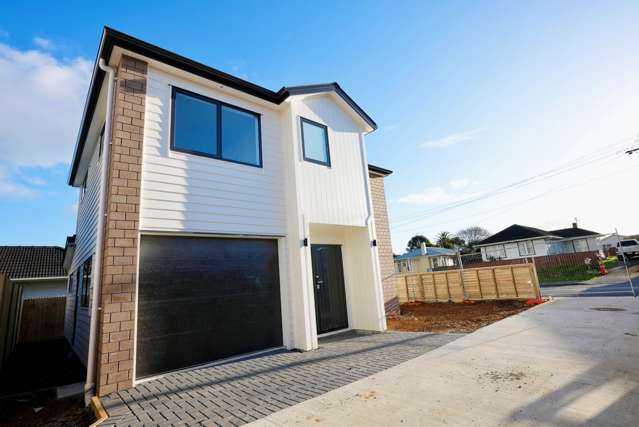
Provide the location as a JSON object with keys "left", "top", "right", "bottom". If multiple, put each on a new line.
{"left": 541, "top": 261, "right": 639, "bottom": 298}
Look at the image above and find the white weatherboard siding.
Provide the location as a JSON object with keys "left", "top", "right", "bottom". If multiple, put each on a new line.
{"left": 64, "top": 141, "right": 101, "bottom": 365}
{"left": 139, "top": 68, "right": 287, "bottom": 236}
{"left": 294, "top": 94, "right": 369, "bottom": 227}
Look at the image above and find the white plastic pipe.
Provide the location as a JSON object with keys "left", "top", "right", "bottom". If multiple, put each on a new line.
{"left": 85, "top": 58, "right": 115, "bottom": 396}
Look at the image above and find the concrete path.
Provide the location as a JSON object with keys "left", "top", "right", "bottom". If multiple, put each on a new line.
{"left": 252, "top": 298, "right": 639, "bottom": 427}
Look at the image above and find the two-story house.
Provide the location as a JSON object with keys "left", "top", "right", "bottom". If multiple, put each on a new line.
{"left": 64, "top": 28, "right": 395, "bottom": 397}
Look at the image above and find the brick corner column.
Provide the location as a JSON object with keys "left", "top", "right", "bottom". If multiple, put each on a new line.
{"left": 96, "top": 55, "right": 147, "bottom": 396}
{"left": 369, "top": 173, "right": 399, "bottom": 315}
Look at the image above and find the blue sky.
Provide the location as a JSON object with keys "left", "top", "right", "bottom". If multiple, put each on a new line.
{"left": 1, "top": 1, "right": 638, "bottom": 252}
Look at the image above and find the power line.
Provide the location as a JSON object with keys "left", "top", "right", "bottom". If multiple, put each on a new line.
{"left": 391, "top": 137, "right": 633, "bottom": 228}
{"left": 391, "top": 161, "right": 637, "bottom": 235}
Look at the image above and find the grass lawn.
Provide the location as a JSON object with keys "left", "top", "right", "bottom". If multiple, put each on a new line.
{"left": 602, "top": 256, "right": 619, "bottom": 270}
{"left": 537, "top": 264, "right": 598, "bottom": 283}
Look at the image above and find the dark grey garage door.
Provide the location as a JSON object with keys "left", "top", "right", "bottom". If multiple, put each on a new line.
{"left": 136, "top": 235, "right": 283, "bottom": 378}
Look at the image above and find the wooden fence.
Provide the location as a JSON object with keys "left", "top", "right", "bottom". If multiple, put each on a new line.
{"left": 397, "top": 263, "right": 541, "bottom": 304}
{"left": 18, "top": 296, "right": 66, "bottom": 343}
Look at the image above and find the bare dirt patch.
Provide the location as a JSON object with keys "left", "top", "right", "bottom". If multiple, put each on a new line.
{"left": 387, "top": 300, "right": 532, "bottom": 333}
{"left": 0, "top": 396, "right": 94, "bottom": 427}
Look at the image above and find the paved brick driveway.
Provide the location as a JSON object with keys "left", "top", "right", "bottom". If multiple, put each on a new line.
{"left": 102, "top": 331, "right": 460, "bottom": 426}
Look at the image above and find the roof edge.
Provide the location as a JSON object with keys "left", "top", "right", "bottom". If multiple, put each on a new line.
{"left": 368, "top": 164, "right": 393, "bottom": 176}
{"left": 68, "top": 27, "right": 377, "bottom": 184}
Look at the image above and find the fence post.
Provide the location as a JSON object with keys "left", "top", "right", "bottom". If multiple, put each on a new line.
{"left": 491, "top": 268, "right": 500, "bottom": 299}
{"left": 529, "top": 263, "right": 542, "bottom": 299}
{"left": 510, "top": 266, "right": 519, "bottom": 298}
{"left": 457, "top": 247, "right": 467, "bottom": 300}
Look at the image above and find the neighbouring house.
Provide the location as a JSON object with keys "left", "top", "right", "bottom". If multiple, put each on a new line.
{"left": 65, "top": 27, "right": 395, "bottom": 396}
{"left": 0, "top": 246, "right": 67, "bottom": 300}
{"left": 394, "top": 244, "right": 457, "bottom": 273}
{"left": 0, "top": 246, "right": 67, "bottom": 368}
{"left": 596, "top": 233, "right": 625, "bottom": 255}
{"left": 475, "top": 223, "right": 601, "bottom": 261}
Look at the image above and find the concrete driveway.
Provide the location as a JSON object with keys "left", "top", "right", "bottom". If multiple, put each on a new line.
{"left": 253, "top": 298, "right": 639, "bottom": 426}
{"left": 100, "top": 331, "right": 459, "bottom": 426}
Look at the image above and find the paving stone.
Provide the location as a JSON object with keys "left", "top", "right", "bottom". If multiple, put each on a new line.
{"left": 101, "top": 331, "right": 460, "bottom": 426}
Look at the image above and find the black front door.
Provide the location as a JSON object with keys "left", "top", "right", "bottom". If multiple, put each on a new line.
{"left": 311, "top": 244, "right": 348, "bottom": 334}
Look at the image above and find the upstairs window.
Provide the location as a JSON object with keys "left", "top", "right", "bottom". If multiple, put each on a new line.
{"left": 301, "top": 117, "right": 330, "bottom": 166}
{"left": 171, "top": 87, "right": 262, "bottom": 167}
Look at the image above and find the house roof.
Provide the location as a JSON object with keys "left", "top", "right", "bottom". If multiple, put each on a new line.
{"left": 477, "top": 224, "right": 601, "bottom": 246}
{"left": 0, "top": 246, "right": 66, "bottom": 279}
{"left": 368, "top": 164, "right": 393, "bottom": 176}
{"left": 395, "top": 247, "right": 456, "bottom": 261}
{"left": 549, "top": 227, "right": 600, "bottom": 239}
{"left": 476, "top": 224, "right": 558, "bottom": 246}
{"left": 69, "top": 27, "right": 377, "bottom": 185}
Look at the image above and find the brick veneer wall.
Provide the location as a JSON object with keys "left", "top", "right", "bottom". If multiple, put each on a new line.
{"left": 95, "top": 55, "right": 147, "bottom": 396}
{"left": 369, "top": 173, "right": 399, "bottom": 314}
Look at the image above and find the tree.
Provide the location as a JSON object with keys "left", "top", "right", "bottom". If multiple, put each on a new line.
{"left": 435, "top": 231, "right": 453, "bottom": 248}
{"left": 434, "top": 232, "right": 466, "bottom": 249}
{"left": 456, "top": 226, "right": 491, "bottom": 247}
{"left": 406, "top": 235, "right": 432, "bottom": 251}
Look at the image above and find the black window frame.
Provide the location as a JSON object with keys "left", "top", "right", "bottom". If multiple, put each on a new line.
{"left": 80, "top": 256, "right": 92, "bottom": 308}
{"left": 300, "top": 117, "right": 331, "bottom": 167}
{"left": 170, "top": 86, "right": 263, "bottom": 168}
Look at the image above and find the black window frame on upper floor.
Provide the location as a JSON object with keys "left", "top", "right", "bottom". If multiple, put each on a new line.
{"left": 169, "top": 86, "right": 263, "bottom": 168}
{"left": 300, "top": 117, "right": 331, "bottom": 167}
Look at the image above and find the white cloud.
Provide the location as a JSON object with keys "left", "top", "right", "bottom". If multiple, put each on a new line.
{"left": 399, "top": 179, "right": 482, "bottom": 205}
{"left": 421, "top": 128, "right": 485, "bottom": 148}
{"left": 399, "top": 187, "right": 456, "bottom": 205}
{"left": 0, "top": 165, "right": 37, "bottom": 199}
{"left": 449, "top": 178, "right": 469, "bottom": 189}
{"left": 24, "top": 175, "right": 47, "bottom": 186}
{"left": 0, "top": 42, "right": 92, "bottom": 167}
{"left": 33, "top": 37, "right": 57, "bottom": 50}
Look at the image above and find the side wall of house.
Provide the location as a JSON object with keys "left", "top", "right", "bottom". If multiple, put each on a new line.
{"left": 64, "top": 140, "right": 102, "bottom": 365}
{"left": 369, "top": 172, "right": 398, "bottom": 313}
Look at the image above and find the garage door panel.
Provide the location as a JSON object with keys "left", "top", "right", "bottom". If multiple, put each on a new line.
{"left": 136, "top": 236, "right": 282, "bottom": 378}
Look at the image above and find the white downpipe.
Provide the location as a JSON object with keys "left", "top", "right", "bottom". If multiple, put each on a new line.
{"left": 85, "top": 59, "right": 115, "bottom": 396}
{"left": 358, "top": 132, "right": 387, "bottom": 330}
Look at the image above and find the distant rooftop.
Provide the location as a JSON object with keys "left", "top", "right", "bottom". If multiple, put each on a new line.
{"left": 0, "top": 246, "right": 66, "bottom": 279}
{"left": 395, "top": 246, "right": 456, "bottom": 261}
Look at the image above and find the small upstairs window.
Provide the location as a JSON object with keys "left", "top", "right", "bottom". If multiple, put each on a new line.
{"left": 301, "top": 117, "right": 330, "bottom": 166}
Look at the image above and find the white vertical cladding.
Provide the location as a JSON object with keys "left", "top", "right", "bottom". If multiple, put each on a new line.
{"left": 292, "top": 94, "right": 369, "bottom": 226}
{"left": 139, "top": 67, "right": 287, "bottom": 236}
{"left": 280, "top": 100, "right": 316, "bottom": 351}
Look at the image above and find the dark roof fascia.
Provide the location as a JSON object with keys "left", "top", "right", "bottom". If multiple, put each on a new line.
{"left": 282, "top": 83, "right": 377, "bottom": 130}
{"left": 368, "top": 164, "right": 393, "bottom": 176}
{"left": 68, "top": 27, "right": 377, "bottom": 184}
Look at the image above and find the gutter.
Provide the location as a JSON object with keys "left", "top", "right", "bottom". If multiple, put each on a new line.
{"left": 85, "top": 58, "right": 115, "bottom": 398}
